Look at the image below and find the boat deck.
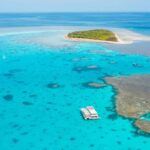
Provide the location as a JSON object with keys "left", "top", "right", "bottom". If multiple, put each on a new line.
{"left": 80, "top": 106, "right": 99, "bottom": 120}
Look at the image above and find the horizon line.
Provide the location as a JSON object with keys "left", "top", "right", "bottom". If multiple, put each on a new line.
{"left": 0, "top": 11, "right": 150, "bottom": 13}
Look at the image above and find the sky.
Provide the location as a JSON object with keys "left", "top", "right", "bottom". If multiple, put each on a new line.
{"left": 0, "top": 0, "right": 150, "bottom": 12}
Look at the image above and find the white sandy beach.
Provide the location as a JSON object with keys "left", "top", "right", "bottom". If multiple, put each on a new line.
{"left": 65, "top": 28, "right": 150, "bottom": 45}
{"left": 113, "top": 28, "right": 150, "bottom": 44}
{"left": 64, "top": 34, "right": 124, "bottom": 44}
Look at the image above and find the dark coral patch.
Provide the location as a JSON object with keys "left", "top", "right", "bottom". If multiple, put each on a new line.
{"left": 3, "top": 73, "right": 13, "bottom": 78}
{"left": 105, "top": 106, "right": 114, "bottom": 112}
{"left": 3, "top": 94, "right": 13, "bottom": 101}
{"left": 107, "top": 114, "right": 118, "bottom": 120}
{"left": 3, "top": 69, "right": 23, "bottom": 78}
{"left": 90, "top": 144, "right": 94, "bottom": 147}
{"left": 70, "top": 137, "right": 75, "bottom": 141}
{"left": 20, "top": 132, "right": 28, "bottom": 135}
{"left": 22, "top": 101, "right": 33, "bottom": 106}
{"left": 16, "top": 81, "right": 25, "bottom": 84}
{"left": 132, "top": 63, "right": 143, "bottom": 68}
{"left": 12, "top": 138, "right": 19, "bottom": 143}
{"left": 58, "top": 136, "right": 62, "bottom": 139}
{"left": 47, "top": 102, "right": 53, "bottom": 105}
{"left": 46, "top": 108, "right": 50, "bottom": 111}
{"left": 117, "top": 141, "right": 122, "bottom": 145}
{"left": 72, "top": 67, "right": 83, "bottom": 73}
{"left": 12, "top": 124, "right": 19, "bottom": 128}
{"left": 9, "top": 69, "right": 23, "bottom": 73}
{"left": 66, "top": 103, "right": 72, "bottom": 106}
{"left": 29, "top": 94, "right": 37, "bottom": 98}
{"left": 46, "top": 83, "right": 61, "bottom": 89}
{"left": 127, "top": 137, "right": 131, "bottom": 140}
{"left": 42, "top": 128, "right": 47, "bottom": 133}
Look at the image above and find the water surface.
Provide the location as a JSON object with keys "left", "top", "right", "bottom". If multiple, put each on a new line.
{"left": 0, "top": 31, "right": 150, "bottom": 150}
{"left": 0, "top": 12, "right": 150, "bottom": 150}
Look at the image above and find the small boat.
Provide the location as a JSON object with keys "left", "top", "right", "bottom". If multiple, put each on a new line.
{"left": 80, "top": 106, "right": 99, "bottom": 120}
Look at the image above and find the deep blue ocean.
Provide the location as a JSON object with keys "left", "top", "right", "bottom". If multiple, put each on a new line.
{"left": 0, "top": 13, "right": 150, "bottom": 35}
{"left": 0, "top": 13, "right": 150, "bottom": 150}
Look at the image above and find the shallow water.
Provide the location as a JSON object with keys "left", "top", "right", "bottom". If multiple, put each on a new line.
{"left": 0, "top": 31, "right": 150, "bottom": 150}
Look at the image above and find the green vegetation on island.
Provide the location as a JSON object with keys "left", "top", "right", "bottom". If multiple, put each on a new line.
{"left": 68, "top": 29, "right": 118, "bottom": 42}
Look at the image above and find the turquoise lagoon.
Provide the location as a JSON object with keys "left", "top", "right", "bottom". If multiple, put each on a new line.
{"left": 0, "top": 30, "right": 150, "bottom": 150}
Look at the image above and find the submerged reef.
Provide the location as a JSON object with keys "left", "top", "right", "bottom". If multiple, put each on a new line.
{"left": 3, "top": 73, "right": 14, "bottom": 78}
{"left": 3, "top": 68, "right": 23, "bottom": 78}
{"left": 22, "top": 101, "right": 33, "bottom": 106}
{"left": 3, "top": 94, "right": 13, "bottom": 101}
{"left": 73, "top": 65, "right": 100, "bottom": 73}
{"left": 82, "top": 82, "right": 106, "bottom": 89}
{"left": 46, "top": 83, "right": 62, "bottom": 89}
{"left": 71, "top": 57, "right": 89, "bottom": 62}
{"left": 105, "top": 75, "right": 150, "bottom": 134}
{"left": 135, "top": 119, "right": 150, "bottom": 134}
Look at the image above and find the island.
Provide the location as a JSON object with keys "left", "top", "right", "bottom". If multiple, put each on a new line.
{"left": 66, "top": 29, "right": 119, "bottom": 43}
